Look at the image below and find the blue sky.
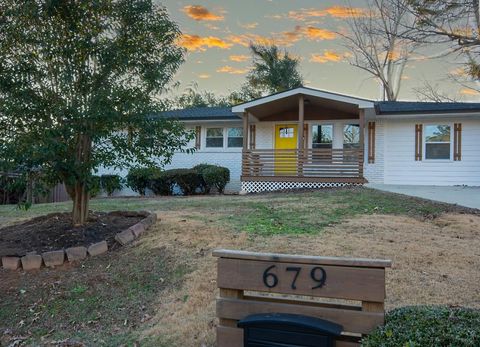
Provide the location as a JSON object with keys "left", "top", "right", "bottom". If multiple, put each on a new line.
{"left": 159, "top": 0, "right": 478, "bottom": 101}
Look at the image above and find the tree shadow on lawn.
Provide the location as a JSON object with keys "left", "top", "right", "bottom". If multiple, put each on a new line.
{"left": 0, "top": 243, "right": 189, "bottom": 346}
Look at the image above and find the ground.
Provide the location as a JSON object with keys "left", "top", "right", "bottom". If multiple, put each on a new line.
{"left": 0, "top": 187, "right": 479, "bottom": 346}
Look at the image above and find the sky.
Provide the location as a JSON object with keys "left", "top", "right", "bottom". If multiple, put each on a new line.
{"left": 159, "top": 0, "right": 479, "bottom": 101}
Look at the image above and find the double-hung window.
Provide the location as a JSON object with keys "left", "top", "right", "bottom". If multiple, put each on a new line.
{"left": 227, "top": 127, "right": 243, "bottom": 148}
{"left": 206, "top": 128, "right": 224, "bottom": 148}
{"left": 425, "top": 124, "right": 451, "bottom": 160}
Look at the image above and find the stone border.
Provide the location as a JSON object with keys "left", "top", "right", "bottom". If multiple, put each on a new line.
{"left": 1, "top": 211, "right": 157, "bottom": 271}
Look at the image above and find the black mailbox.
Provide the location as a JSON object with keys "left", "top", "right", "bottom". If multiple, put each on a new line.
{"left": 238, "top": 313, "right": 343, "bottom": 347}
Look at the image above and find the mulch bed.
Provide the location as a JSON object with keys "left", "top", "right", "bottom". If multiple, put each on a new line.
{"left": 0, "top": 211, "right": 145, "bottom": 257}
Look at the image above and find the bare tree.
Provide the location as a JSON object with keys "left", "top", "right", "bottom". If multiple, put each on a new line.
{"left": 413, "top": 81, "right": 459, "bottom": 102}
{"left": 340, "top": 0, "right": 417, "bottom": 101}
{"left": 406, "top": 0, "right": 480, "bottom": 93}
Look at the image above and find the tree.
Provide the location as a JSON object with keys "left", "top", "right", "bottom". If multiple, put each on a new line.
{"left": 406, "top": 0, "right": 480, "bottom": 92}
{"left": 0, "top": 0, "right": 192, "bottom": 226}
{"left": 244, "top": 43, "right": 304, "bottom": 97}
{"left": 173, "top": 83, "right": 230, "bottom": 109}
{"left": 340, "top": 0, "right": 417, "bottom": 101}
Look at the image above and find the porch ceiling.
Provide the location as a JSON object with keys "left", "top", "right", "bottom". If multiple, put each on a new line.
{"left": 246, "top": 94, "right": 359, "bottom": 121}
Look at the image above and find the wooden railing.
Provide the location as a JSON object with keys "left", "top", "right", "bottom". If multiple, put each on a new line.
{"left": 242, "top": 148, "right": 364, "bottom": 178}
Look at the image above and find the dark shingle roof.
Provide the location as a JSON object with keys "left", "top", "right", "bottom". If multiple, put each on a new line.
{"left": 153, "top": 106, "right": 240, "bottom": 121}
{"left": 375, "top": 101, "right": 480, "bottom": 115}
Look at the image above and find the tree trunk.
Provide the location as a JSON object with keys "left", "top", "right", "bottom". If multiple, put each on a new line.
{"left": 72, "top": 181, "right": 90, "bottom": 226}
{"left": 69, "top": 133, "right": 93, "bottom": 226}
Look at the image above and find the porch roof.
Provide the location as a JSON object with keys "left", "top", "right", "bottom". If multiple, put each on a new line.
{"left": 231, "top": 87, "right": 375, "bottom": 118}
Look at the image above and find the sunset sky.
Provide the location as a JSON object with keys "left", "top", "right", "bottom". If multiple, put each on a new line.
{"left": 160, "top": 0, "right": 479, "bottom": 101}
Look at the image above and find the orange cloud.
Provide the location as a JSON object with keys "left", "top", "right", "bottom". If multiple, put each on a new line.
{"left": 229, "top": 54, "right": 249, "bottom": 62}
{"left": 303, "top": 26, "right": 337, "bottom": 40}
{"left": 310, "top": 51, "right": 343, "bottom": 63}
{"left": 289, "top": 6, "right": 367, "bottom": 21}
{"left": 217, "top": 66, "right": 249, "bottom": 74}
{"left": 227, "top": 34, "right": 272, "bottom": 47}
{"left": 179, "top": 34, "right": 233, "bottom": 52}
{"left": 460, "top": 88, "right": 480, "bottom": 96}
{"left": 182, "top": 5, "right": 224, "bottom": 21}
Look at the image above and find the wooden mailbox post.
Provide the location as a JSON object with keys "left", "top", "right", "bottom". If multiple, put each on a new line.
{"left": 214, "top": 249, "right": 392, "bottom": 347}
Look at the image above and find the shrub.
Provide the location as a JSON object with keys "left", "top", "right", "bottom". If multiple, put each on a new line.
{"left": 202, "top": 166, "right": 230, "bottom": 194}
{"left": 193, "top": 164, "right": 216, "bottom": 194}
{"left": 100, "top": 174, "right": 123, "bottom": 196}
{"left": 126, "top": 167, "right": 161, "bottom": 195}
{"left": 169, "top": 169, "right": 204, "bottom": 195}
{"left": 363, "top": 306, "right": 480, "bottom": 347}
{"left": 149, "top": 170, "right": 175, "bottom": 196}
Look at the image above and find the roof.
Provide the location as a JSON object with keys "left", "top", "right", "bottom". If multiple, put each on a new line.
{"left": 232, "top": 86, "right": 375, "bottom": 113}
{"left": 375, "top": 101, "right": 480, "bottom": 115}
{"left": 153, "top": 106, "right": 240, "bottom": 121}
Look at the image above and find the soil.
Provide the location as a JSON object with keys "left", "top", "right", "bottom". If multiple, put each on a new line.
{"left": 0, "top": 211, "right": 145, "bottom": 257}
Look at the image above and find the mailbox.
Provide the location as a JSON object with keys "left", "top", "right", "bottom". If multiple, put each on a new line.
{"left": 238, "top": 313, "right": 343, "bottom": 347}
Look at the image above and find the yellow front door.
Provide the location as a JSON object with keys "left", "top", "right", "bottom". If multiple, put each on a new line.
{"left": 275, "top": 124, "right": 298, "bottom": 175}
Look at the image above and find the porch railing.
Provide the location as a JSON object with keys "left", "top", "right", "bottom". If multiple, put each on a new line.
{"left": 242, "top": 148, "right": 364, "bottom": 178}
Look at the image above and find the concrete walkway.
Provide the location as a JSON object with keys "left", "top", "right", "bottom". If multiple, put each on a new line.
{"left": 366, "top": 184, "right": 480, "bottom": 209}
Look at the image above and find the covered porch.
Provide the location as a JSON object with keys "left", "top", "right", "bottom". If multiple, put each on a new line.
{"left": 232, "top": 88, "right": 374, "bottom": 191}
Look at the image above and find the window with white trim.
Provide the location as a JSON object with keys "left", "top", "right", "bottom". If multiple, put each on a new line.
{"left": 312, "top": 125, "right": 333, "bottom": 149}
{"left": 343, "top": 124, "right": 360, "bottom": 149}
{"left": 425, "top": 124, "right": 451, "bottom": 160}
{"left": 227, "top": 127, "right": 243, "bottom": 147}
{"left": 206, "top": 128, "right": 224, "bottom": 148}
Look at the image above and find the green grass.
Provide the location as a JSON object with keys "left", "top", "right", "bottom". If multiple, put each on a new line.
{"left": 0, "top": 187, "right": 460, "bottom": 236}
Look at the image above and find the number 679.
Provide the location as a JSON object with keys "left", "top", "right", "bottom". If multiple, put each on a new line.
{"left": 262, "top": 265, "right": 326, "bottom": 290}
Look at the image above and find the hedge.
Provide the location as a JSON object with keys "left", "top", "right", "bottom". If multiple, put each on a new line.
{"left": 126, "top": 167, "right": 162, "bottom": 196}
{"left": 363, "top": 306, "right": 480, "bottom": 347}
{"left": 193, "top": 164, "right": 230, "bottom": 194}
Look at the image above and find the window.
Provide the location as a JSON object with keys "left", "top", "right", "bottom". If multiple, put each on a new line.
{"left": 343, "top": 124, "right": 360, "bottom": 149}
{"left": 227, "top": 127, "right": 243, "bottom": 148}
{"left": 312, "top": 125, "right": 333, "bottom": 149}
{"left": 206, "top": 128, "right": 223, "bottom": 148}
{"left": 425, "top": 124, "right": 451, "bottom": 160}
{"left": 279, "top": 127, "right": 295, "bottom": 138}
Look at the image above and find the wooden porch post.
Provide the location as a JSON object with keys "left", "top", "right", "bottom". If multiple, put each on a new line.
{"left": 298, "top": 95, "right": 305, "bottom": 176}
{"left": 298, "top": 95, "right": 305, "bottom": 149}
{"left": 243, "top": 112, "right": 249, "bottom": 150}
{"left": 359, "top": 109, "right": 365, "bottom": 178}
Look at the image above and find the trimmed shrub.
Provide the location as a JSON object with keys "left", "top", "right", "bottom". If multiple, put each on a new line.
{"left": 169, "top": 169, "right": 204, "bottom": 195}
{"left": 363, "top": 306, "right": 480, "bottom": 347}
{"left": 202, "top": 166, "right": 230, "bottom": 194}
{"left": 100, "top": 174, "right": 123, "bottom": 196}
{"left": 126, "top": 167, "right": 161, "bottom": 196}
{"left": 193, "top": 164, "right": 215, "bottom": 194}
{"left": 149, "top": 170, "right": 175, "bottom": 196}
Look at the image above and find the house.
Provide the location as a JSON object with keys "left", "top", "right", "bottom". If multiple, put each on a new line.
{"left": 105, "top": 86, "right": 480, "bottom": 194}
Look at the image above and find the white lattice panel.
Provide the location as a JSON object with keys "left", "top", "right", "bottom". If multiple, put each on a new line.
{"left": 242, "top": 181, "right": 362, "bottom": 193}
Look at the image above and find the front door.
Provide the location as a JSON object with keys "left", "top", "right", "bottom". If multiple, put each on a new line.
{"left": 275, "top": 124, "right": 298, "bottom": 175}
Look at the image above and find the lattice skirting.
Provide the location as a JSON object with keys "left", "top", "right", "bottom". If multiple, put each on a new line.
{"left": 241, "top": 181, "right": 362, "bottom": 193}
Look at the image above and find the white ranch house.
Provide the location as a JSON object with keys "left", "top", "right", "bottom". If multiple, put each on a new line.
{"left": 104, "top": 87, "right": 480, "bottom": 194}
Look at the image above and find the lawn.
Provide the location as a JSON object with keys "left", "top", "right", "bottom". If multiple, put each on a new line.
{"left": 1, "top": 187, "right": 479, "bottom": 346}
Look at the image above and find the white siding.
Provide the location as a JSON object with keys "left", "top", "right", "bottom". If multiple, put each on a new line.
{"left": 364, "top": 119, "right": 385, "bottom": 183}
{"left": 383, "top": 117, "right": 480, "bottom": 186}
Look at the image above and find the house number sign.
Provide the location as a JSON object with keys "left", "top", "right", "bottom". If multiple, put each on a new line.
{"left": 262, "top": 265, "right": 327, "bottom": 290}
